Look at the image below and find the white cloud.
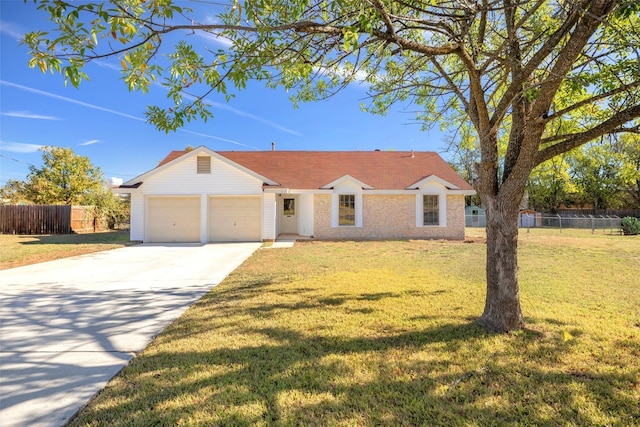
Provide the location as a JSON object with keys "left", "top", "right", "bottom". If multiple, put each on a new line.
{"left": 78, "top": 139, "right": 100, "bottom": 146}
{"left": 0, "top": 20, "right": 24, "bottom": 39}
{"left": 209, "top": 101, "right": 303, "bottom": 136}
{"left": 2, "top": 79, "right": 299, "bottom": 147}
{"left": 0, "top": 80, "right": 147, "bottom": 122}
{"left": 0, "top": 141, "right": 43, "bottom": 153}
{"left": 178, "top": 129, "right": 259, "bottom": 150}
{"left": 152, "top": 81, "right": 303, "bottom": 136}
{"left": 1, "top": 111, "right": 62, "bottom": 120}
{"left": 314, "top": 64, "right": 371, "bottom": 87}
{"left": 91, "top": 60, "right": 121, "bottom": 71}
{"left": 196, "top": 31, "right": 233, "bottom": 48}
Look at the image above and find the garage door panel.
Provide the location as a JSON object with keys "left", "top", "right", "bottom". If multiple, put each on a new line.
{"left": 209, "top": 197, "right": 261, "bottom": 242}
{"left": 147, "top": 197, "right": 200, "bottom": 243}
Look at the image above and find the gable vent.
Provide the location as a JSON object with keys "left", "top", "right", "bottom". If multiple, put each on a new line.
{"left": 197, "top": 156, "right": 211, "bottom": 174}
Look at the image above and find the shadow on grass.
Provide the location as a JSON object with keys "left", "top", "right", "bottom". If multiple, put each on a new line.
{"left": 70, "top": 319, "right": 639, "bottom": 426}
{"left": 318, "top": 291, "right": 401, "bottom": 306}
{"left": 18, "top": 231, "right": 131, "bottom": 245}
{"left": 66, "top": 249, "right": 640, "bottom": 425}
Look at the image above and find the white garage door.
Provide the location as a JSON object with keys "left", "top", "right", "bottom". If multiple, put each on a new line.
{"left": 209, "top": 196, "right": 261, "bottom": 242}
{"left": 147, "top": 197, "right": 201, "bottom": 243}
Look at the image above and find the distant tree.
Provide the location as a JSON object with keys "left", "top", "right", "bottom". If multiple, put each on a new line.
{"left": 618, "top": 135, "right": 640, "bottom": 207}
{"left": 447, "top": 122, "right": 482, "bottom": 207}
{"left": 569, "top": 142, "right": 632, "bottom": 210}
{"left": 0, "top": 180, "right": 29, "bottom": 204}
{"left": 0, "top": 146, "right": 127, "bottom": 226}
{"left": 526, "top": 155, "right": 576, "bottom": 213}
{"left": 23, "top": 1, "right": 640, "bottom": 332}
{"left": 18, "top": 146, "right": 105, "bottom": 205}
{"left": 94, "top": 190, "right": 130, "bottom": 229}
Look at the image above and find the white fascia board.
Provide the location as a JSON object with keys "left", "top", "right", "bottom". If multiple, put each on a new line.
{"left": 122, "top": 148, "right": 204, "bottom": 186}
{"left": 263, "top": 187, "right": 287, "bottom": 193}
{"left": 448, "top": 189, "right": 477, "bottom": 195}
{"left": 359, "top": 189, "right": 475, "bottom": 195}
{"left": 288, "top": 189, "right": 333, "bottom": 194}
{"left": 112, "top": 186, "right": 139, "bottom": 194}
{"left": 321, "top": 174, "right": 373, "bottom": 190}
{"left": 123, "top": 146, "right": 279, "bottom": 187}
{"left": 263, "top": 188, "right": 333, "bottom": 194}
{"left": 406, "top": 175, "right": 460, "bottom": 190}
{"left": 363, "top": 189, "right": 417, "bottom": 195}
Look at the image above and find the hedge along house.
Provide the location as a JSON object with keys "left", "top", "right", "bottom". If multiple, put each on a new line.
{"left": 116, "top": 147, "right": 475, "bottom": 243}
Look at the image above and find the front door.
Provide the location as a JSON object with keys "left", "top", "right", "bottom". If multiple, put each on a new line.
{"left": 280, "top": 197, "right": 298, "bottom": 234}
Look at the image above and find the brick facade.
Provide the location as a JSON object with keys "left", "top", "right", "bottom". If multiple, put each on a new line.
{"left": 313, "top": 194, "right": 465, "bottom": 240}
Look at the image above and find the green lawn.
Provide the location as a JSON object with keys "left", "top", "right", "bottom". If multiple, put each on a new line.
{"left": 70, "top": 229, "right": 639, "bottom": 426}
{"left": 0, "top": 231, "right": 134, "bottom": 269}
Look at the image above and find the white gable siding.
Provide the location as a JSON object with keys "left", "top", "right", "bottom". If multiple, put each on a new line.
{"left": 130, "top": 193, "right": 144, "bottom": 241}
{"left": 141, "top": 155, "right": 263, "bottom": 195}
{"left": 262, "top": 193, "right": 276, "bottom": 240}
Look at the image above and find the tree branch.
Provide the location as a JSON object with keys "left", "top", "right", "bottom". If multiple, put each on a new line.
{"left": 548, "top": 82, "right": 640, "bottom": 121}
{"left": 536, "top": 103, "right": 640, "bottom": 165}
{"left": 490, "top": 0, "right": 590, "bottom": 130}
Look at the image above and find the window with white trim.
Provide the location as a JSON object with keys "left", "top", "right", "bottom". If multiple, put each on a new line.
{"left": 423, "top": 195, "right": 439, "bottom": 226}
{"left": 197, "top": 156, "right": 211, "bottom": 174}
{"left": 338, "top": 194, "right": 356, "bottom": 226}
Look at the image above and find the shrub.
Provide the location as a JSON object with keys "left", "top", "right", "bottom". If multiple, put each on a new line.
{"left": 621, "top": 216, "right": 640, "bottom": 235}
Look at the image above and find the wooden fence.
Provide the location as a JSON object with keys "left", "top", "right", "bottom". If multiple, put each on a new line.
{"left": 0, "top": 205, "right": 107, "bottom": 235}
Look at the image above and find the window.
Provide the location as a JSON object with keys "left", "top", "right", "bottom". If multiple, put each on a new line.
{"left": 338, "top": 194, "right": 356, "bottom": 226}
{"left": 283, "top": 198, "right": 295, "bottom": 215}
{"left": 197, "top": 156, "right": 211, "bottom": 174}
{"left": 423, "top": 195, "right": 439, "bottom": 226}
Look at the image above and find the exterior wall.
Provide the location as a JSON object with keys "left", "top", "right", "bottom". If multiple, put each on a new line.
{"left": 131, "top": 152, "right": 265, "bottom": 242}
{"left": 444, "top": 195, "right": 465, "bottom": 239}
{"left": 314, "top": 193, "right": 465, "bottom": 240}
{"left": 262, "top": 193, "right": 276, "bottom": 240}
{"left": 129, "top": 193, "right": 145, "bottom": 241}
{"left": 200, "top": 194, "right": 208, "bottom": 242}
{"left": 298, "top": 193, "right": 314, "bottom": 236}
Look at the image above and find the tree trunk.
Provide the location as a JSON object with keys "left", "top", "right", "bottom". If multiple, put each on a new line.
{"left": 480, "top": 198, "right": 524, "bottom": 332}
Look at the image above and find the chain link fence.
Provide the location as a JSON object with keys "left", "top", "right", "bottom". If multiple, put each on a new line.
{"left": 466, "top": 213, "right": 623, "bottom": 234}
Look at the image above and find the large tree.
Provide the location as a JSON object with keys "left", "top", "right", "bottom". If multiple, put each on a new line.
{"left": 526, "top": 155, "right": 576, "bottom": 213}
{"left": 2, "top": 146, "right": 105, "bottom": 205}
{"left": 569, "top": 142, "right": 633, "bottom": 211}
{"left": 617, "top": 134, "right": 640, "bottom": 207}
{"left": 0, "top": 146, "right": 128, "bottom": 226}
{"left": 24, "top": 0, "right": 640, "bottom": 331}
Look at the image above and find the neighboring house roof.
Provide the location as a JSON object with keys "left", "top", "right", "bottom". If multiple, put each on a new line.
{"left": 155, "top": 149, "right": 474, "bottom": 191}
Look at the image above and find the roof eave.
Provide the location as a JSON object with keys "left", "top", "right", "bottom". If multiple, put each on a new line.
{"left": 123, "top": 146, "right": 280, "bottom": 187}
{"left": 320, "top": 174, "right": 373, "bottom": 190}
{"left": 406, "top": 174, "right": 462, "bottom": 190}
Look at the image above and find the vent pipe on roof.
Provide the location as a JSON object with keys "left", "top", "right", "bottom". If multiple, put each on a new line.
{"left": 272, "top": 141, "right": 276, "bottom": 151}
{"left": 411, "top": 150, "right": 415, "bottom": 158}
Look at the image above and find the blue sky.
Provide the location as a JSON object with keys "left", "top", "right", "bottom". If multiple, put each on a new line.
{"left": 0, "top": 1, "right": 447, "bottom": 186}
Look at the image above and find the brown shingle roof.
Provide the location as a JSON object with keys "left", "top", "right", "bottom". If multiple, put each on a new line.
{"left": 157, "top": 150, "right": 473, "bottom": 191}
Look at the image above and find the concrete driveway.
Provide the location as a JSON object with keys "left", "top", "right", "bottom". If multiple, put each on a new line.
{"left": 0, "top": 242, "right": 261, "bottom": 427}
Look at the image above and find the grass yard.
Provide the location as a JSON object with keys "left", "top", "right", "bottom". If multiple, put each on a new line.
{"left": 70, "top": 230, "right": 639, "bottom": 426}
{"left": 0, "top": 231, "right": 134, "bottom": 270}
